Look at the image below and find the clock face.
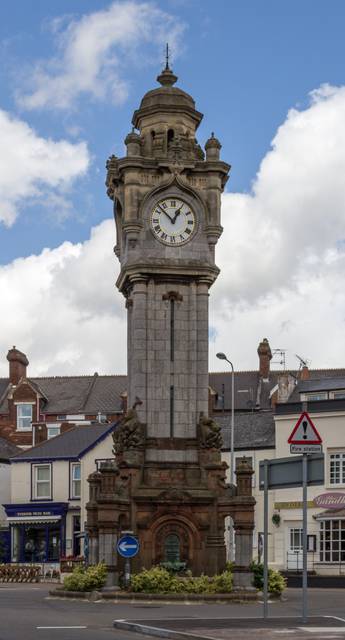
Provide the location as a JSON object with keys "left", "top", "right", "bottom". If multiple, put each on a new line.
{"left": 150, "top": 197, "right": 196, "bottom": 246}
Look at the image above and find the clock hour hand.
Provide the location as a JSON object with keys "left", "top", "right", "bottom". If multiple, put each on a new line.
{"left": 172, "top": 206, "right": 182, "bottom": 224}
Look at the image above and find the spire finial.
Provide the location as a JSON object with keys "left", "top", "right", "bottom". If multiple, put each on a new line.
{"left": 165, "top": 43, "right": 170, "bottom": 70}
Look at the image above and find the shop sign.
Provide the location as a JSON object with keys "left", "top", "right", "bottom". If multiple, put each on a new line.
{"left": 274, "top": 501, "right": 314, "bottom": 510}
{"left": 16, "top": 511, "right": 53, "bottom": 517}
{"left": 313, "top": 492, "right": 345, "bottom": 509}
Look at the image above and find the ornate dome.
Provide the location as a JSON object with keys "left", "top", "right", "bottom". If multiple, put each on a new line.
{"left": 132, "top": 64, "right": 203, "bottom": 131}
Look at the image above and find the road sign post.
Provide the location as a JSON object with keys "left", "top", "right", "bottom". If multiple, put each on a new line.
{"left": 116, "top": 533, "right": 140, "bottom": 589}
{"left": 263, "top": 460, "right": 269, "bottom": 619}
{"left": 302, "top": 453, "right": 308, "bottom": 624}
{"left": 288, "top": 412, "right": 323, "bottom": 625}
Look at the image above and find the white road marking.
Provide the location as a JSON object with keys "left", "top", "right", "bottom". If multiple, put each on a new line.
{"left": 325, "top": 617, "right": 345, "bottom": 623}
{"left": 37, "top": 626, "right": 87, "bottom": 630}
{"left": 300, "top": 628, "right": 345, "bottom": 634}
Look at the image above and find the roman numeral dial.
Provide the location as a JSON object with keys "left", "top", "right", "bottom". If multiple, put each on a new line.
{"left": 150, "top": 197, "right": 196, "bottom": 246}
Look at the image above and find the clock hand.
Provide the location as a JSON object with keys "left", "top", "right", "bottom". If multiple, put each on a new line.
{"left": 157, "top": 204, "right": 174, "bottom": 222}
{"left": 172, "top": 206, "right": 182, "bottom": 224}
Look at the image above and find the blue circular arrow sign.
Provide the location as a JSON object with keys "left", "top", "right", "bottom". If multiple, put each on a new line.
{"left": 117, "top": 534, "right": 140, "bottom": 558}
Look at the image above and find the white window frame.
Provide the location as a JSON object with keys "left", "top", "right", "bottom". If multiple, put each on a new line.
{"left": 70, "top": 462, "right": 81, "bottom": 499}
{"left": 331, "top": 390, "right": 345, "bottom": 400}
{"left": 319, "top": 519, "right": 345, "bottom": 563}
{"left": 16, "top": 403, "right": 34, "bottom": 431}
{"left": 301, "top": 392, "right": 328, "bottom": 401}
{"left": 47, "top": 425, "right": 61, "bottom": 440}
{"left": 329, "top": 451, "right": 345, "bottom": 486}
{"left": 32, "top": 463, "right": 52, "bottom": 500}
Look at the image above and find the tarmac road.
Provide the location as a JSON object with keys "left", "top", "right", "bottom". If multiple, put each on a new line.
{"left": 0, "top": 584, "right": 345, "bottom": 640}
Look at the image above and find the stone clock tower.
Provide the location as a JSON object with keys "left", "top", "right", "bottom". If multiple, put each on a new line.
{"left": 87, "top": 62, "right": 255, "bottom": 583}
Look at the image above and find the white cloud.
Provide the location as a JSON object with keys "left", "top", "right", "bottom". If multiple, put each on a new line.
{"left": 0, "top": 109, "right": 90, "bottom": 226}
{"left": 211, "top": 84, "right": 345, "bottom": 370}
{"left": 1, "top": 84, "right": 345, "bottom": 376}
{"left": 0, "top": 220, "right": 126, "bottom": 377}
{"left": 17, "top": 1, "right": 186, "bottom": 111}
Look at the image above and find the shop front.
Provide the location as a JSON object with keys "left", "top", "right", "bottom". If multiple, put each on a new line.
{"left": 3, "top": 503, "right": 68, "bottom": 563}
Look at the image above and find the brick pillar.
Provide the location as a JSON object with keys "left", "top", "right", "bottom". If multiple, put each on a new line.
{"left": 233, "top": 457, "right": 255, "bottom": 589}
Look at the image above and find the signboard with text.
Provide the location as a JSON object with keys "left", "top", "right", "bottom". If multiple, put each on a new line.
{"left": 288, "top": 412, "right": 323, "bottom": 454}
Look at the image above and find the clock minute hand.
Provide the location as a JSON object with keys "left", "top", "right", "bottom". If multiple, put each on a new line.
{"left": 157, "top": 204, "right": 174, "bottom": 222}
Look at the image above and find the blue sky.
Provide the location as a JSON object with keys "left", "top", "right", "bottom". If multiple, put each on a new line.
{"left": 1, "top": 0, "right": 345, "bottom": 375}
{"left": 1, "top": 0, "right": 344, "bottom": 261}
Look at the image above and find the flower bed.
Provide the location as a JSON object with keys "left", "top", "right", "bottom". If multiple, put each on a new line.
{"left": 130, "top": 566, "right": 233, "bottom": 594}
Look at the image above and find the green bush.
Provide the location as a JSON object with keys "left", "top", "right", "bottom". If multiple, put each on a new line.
{"left": 63, "top": 563, "right": 107, "bottom": 592}
{"left": 211, "top": 570, "right": 233, "bottom": 593}
{"left": 250, "top": 561, "right": 286, "bottom": 596}
{"left": 130, "top": 566, "right": 172, "bottom": 593}
{"left": 130, "top": 566, "right": 233, "bottom": 594}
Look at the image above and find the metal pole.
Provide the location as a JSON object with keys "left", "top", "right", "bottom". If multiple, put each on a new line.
{"left": 263, "top": 459, "right": 268, "bottom": 619}
{"left": 302, "top": 453, "right": 308, "bottom": 624}
{"left": 230, "top": 362, "right": 234, "bottom": 487}
{"left": 125, "top": 558, "right": 131, "bottom": 589}
{"left": 228, "top": 359, "right": 235, "bottom": 562}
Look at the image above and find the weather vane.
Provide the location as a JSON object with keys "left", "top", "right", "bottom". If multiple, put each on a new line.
{"left": 165, "top": 42, "right": 170, "bottom": 69}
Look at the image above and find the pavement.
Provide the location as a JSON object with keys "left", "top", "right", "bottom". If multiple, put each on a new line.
{"left": 0, "top": 584, "right": 345, "bottom": 640}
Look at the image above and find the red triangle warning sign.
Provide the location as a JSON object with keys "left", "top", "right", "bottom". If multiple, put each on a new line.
{"left": 288, "top": 412, "right": 322, "bottom": 445}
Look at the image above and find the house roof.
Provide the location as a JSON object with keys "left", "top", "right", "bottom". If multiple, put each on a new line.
{"left": 216, "top": 411, "right": 275, "bottom": 451}
{"left": 210, "top": 368, "right": 345, "bottom": 412}
{"left": 288, "top": 376, "right": 345, "bottom": 402}
{"left": 0, "top": 436, "right": 21, "bottom": 460}
{"left": 0, "top": 374, "right": 127, "bottom": 415}
{"left": 10, "top": 422, "right": 116, "bottom": 462}
{"left": 2, "top": 367, "right": 345, "bottom": 418}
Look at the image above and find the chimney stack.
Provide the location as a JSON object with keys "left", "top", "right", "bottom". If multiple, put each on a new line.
{"left": 300, "top": 365, "right": 310, "bottom": 380}
{"left": 7, "top": 346, "right": 29, "bottom": 385}
{"left": 257, "top": 338, "right": 272, "bottom": 380}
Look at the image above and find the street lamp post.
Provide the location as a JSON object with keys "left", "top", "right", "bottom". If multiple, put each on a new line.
{"left": 216, "top": 352, "right": 235, "bottom": 562}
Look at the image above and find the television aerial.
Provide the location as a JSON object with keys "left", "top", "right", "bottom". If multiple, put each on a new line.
{"left": 295, "top": 354, "right": 310, "bottom": 369}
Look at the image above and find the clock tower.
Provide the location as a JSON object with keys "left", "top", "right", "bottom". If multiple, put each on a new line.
{"left": 87, "top": 62, "right": 255, "bottom": 583}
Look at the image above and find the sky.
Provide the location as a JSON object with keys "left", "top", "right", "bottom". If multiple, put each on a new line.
{"left": 1, "top": 0, "right": 345, "bottom": 377}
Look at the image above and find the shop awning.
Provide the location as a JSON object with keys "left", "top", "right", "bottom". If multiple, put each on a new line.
{"left": 314, "top": 509, "right": 345, "bottom": 520}
{"left": 7, "top": 515, "right": 62, "bottom": 524}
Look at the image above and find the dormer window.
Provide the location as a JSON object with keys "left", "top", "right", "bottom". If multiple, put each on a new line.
{"left": 16, "top": 403, "right": 33, "bottom": 430}
{"left": 301, "top": 392, "right": 328, "bottom": 401}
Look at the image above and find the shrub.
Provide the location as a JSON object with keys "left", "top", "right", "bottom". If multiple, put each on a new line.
{"left": 63, "top": 563, "right": 107, "bottom": 592}
{"left": 130, "top": 566, "right": 233, "bottom": 594}
{"left": 130, "top": 566, "right": 172, "bottom": 593}
{"left": 250, "top": 561, "right": 286, "bottom": 596}
{"left": 211, "top": 570, "right": 233, "bottom": 593}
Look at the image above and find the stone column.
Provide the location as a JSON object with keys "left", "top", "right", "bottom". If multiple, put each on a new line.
{"left": 98, "top": 527, "right": 118, "bottom": 586}
{"left": 233, "top": 457, "right": 255, "bottom": 588}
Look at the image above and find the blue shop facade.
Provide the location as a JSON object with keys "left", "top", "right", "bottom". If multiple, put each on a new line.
{"left": 3, "top": 502, "right": 69, "bottom": 563}
{"left": 2, "top": 423, "right": 115, "bottom": 566}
